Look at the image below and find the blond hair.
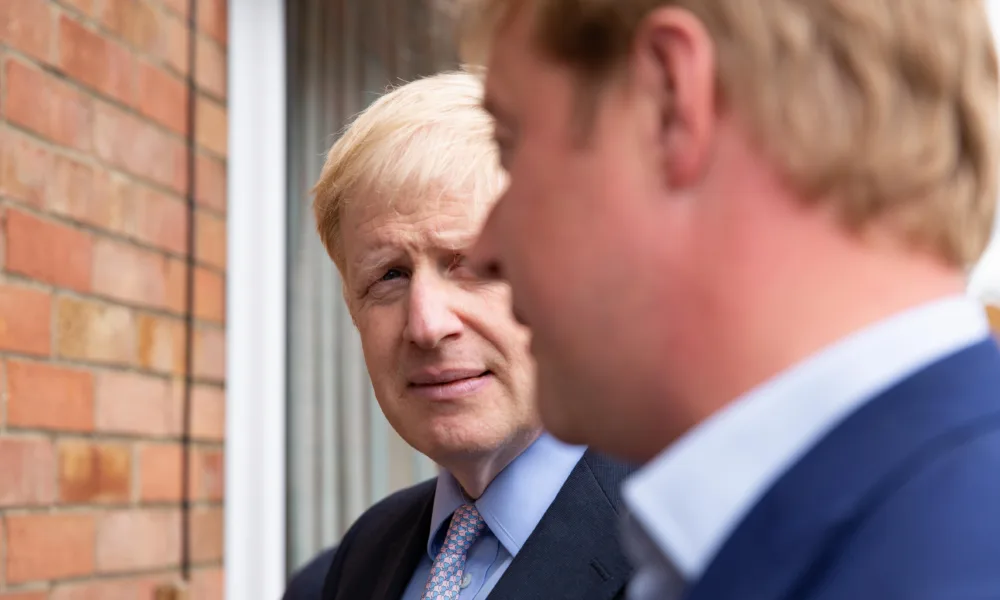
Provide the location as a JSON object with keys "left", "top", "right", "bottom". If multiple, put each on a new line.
{"left": 312, "top": 70, "right": 505, "bottom": 270}
{"left": 459, "top": 0, "right": 1000, "bottom": 267}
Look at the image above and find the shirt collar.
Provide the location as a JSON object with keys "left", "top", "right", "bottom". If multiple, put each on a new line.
{"left": 428, "top": 433, "right": 586, "bottom": 559}
{"left": 623, "top": 295, "right": 990, "bottom": 580}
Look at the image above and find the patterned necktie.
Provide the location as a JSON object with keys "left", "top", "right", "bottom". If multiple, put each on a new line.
{"left": 421, "top": 503, "right": 487, "bottom": 600}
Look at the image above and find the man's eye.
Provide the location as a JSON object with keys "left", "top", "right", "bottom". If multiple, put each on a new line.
{"left": 380, "top": 268, "right": 405, "bottom": 282}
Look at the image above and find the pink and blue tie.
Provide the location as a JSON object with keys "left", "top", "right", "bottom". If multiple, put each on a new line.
{"left": 421, "top": 503, "right": 487, "bottom": 600}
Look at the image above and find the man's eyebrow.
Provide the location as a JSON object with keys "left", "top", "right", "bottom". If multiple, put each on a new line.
{"left": 352, "top": 248, "right": 396, "bottom": 278}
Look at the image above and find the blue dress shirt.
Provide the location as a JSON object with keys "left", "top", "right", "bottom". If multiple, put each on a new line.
{"left": 402, "top": 433, "right": 586, "bottom": 599}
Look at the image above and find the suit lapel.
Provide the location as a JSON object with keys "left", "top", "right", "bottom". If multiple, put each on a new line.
{"left": 685, "top": 339, "right": 1000, "bottom": 600}
{"left": 369, "top": 488, "right": 435, "bottom": 600}
{"left": 488, "top": 452, "right": 635, "bottom": 600}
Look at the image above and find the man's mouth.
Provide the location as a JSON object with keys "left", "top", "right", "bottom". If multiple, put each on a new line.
{"left": 407, "top": 369, "right": 493, "bottom": 400}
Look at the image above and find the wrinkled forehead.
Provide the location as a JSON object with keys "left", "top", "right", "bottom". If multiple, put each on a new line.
{"left": 343, "top": 177, "right": 492, "bottom": 233}
{"left": 340, "top": 182, "right": 492, "bottom": 268}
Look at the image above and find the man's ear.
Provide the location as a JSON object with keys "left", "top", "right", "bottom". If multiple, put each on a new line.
{"left": 629, "top": 7, "right": 717, "bottom": 189}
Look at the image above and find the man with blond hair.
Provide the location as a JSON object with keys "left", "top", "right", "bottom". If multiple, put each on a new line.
{"left": 462, "top": 1, "right": 1000, "bottom": 598}
{"left": 285, "top": 70, "right": 634, "bottom": 600}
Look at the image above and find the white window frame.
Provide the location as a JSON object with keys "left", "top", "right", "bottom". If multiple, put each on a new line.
{"left": 225, "top": 0, "right": 288, "bottom": 598}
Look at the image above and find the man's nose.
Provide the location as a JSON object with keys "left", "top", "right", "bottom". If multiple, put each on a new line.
{"left": 404, "top": 276, "right": 464, "bottom": 349}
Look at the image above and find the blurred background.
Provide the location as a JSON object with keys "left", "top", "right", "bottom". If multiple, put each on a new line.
{"left": 0, "top": 1, "right": 997, "bottom": 600}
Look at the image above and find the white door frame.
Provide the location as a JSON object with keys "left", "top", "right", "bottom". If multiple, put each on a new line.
{"left": 225, "top": 0, "right": 288, "bottom": 598}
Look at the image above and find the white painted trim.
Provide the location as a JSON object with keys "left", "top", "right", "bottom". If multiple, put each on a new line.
{"left": 225, "top": 0, "right": 288, "bottom": 598}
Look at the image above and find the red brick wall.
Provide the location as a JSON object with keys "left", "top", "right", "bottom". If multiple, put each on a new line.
{"left": 0, "top": 0, "right": 226, "bottom": 598}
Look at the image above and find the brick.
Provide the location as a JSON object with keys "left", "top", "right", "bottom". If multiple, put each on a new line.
{"left": 48, "top": 156, "right": 131, "bottom": 236}
{"left": 3, "top": 59, "right": 93, "bottom": 152}
{"left": 95, "top": 371, "right": 182, "bottom": 436}
{"left": 139, "top": 443, "right": 183, "bottom": 501}
{"left": 137, "top": 314, "right": 185, "bottom": 374}
{"left": 161, "top": 11, "right": 189, "bottom": 76}
{"left": 195, "top": 153, "right": 225, "bottom": 213}
{"left": 197, "top": 0, "right": 226, "bottom": 45}
{"left": 55, "top": 296, "right": 136, "bottom": 365}
{"left": 86, "top": 167, "right": 135, "bottom": 234}
{"left": 134, "top": 186, "right": 188, "bottom": 255}
{"left": 195, "top": 210, "right": 225, "bottom": 269}
{"left": 0, "top": 592, "right": 49, "bottom": 600}
{"left": 91, "top": 237, "right": 185, "bottom": 311}
{"left": 5, "top": 512, "right": 96, "bottom": 583}
{"left": 100, "top": 0, "right": 161, "bottom": 56}
{"left": 193, "top": 325, "right": 224, "bottom": 381}
{"left": 6, "top": 360, "right": 94, "bottom": 432}
{"left": 161, "top": 0, "right": 189, "bottom": 19}
{"left": 52, "top": 576, "right": 170, "bottom": 600}
{"left": 136, "top": 60, "right": 188, "bottom": 134}
{"left": 58, "top": 440, "right": 131, "bottom": 503}
{"left": 58, "top": 15, "right": 134, "bottom": 104}
{"left": 189, "top": 506, "right": 223, "bottom": 562}
{"left": 0, "top": 362, "right": 5, "bottom": 424}
{"left": 194, "top": 267, "right": 224, "bottom": 322}
{"left": 5, "top": 209, "right": 93, "bottom": 292}
{"left": 93, "top": 101, "right": 188, "bottom": 193}
{"left": 0, "top": 284, "right": 51, "bottom": 356}
{"left": 0, "top": 129, "right": 51, "bottom": 208}
{"left": 57, "top": 0, "right": 97, "bottom": 17}
{"left": 191, "top": 447, "right": 223, "bottom": 501}
{"left": 190, "top": 568, "right": 223, "bottom": 600}
{"left": 0, "top": 436, "right": 56, "bottom": 506}
{"left": 168, "top": 259, "right": 189, "bottom": 313}
{"left": 191, "top": 384, "right": 224, "bottom": 441}
{"left": 196, "top": 37, "right": 225, "bottom": 99}
{"left": 195, "top": 95, "right": 227, "bottom": 156}
{"left": 0, "top": 0, "right": 53, "bottom": 63}
{"left": 96, "top": 509, "right": 180, "bottom": 572}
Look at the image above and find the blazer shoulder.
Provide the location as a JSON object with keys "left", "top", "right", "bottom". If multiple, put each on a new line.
{"left": 321, "top": 477, "right": 437, "bottom": 599}
{"left": 283, "top": 546, "right": 337, "bottom": 600}
{"left": 802, "top": 424, "right": 1000, "bottom": 598}
{"left": 335, "top": 476, "right": 436, "bottom": 552}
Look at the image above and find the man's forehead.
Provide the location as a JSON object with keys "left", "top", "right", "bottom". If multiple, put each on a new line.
{"left": 347, "top": 226, "right": 480, "bottom": 272}
{"left": 344, "top": 194, "right": 485, "bottom": 250}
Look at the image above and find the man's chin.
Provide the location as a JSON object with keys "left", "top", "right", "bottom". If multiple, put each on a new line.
{"left": 421, "top": 436, "right": 502, "bottom": 463}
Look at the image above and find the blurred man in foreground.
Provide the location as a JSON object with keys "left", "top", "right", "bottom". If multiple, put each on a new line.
{"left": 463, "top": 0, "right": 1000, "bottom": 598}
{"left": 284, "top": 70, "right": 634, "bottom": 600}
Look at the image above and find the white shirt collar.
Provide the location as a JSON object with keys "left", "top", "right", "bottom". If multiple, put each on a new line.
{"left": 623, "top": 295, "right": 990, "bottom": 580}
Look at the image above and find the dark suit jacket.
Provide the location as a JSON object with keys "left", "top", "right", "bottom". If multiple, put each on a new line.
{"left": 685, "top": 338, "right": 1000, "bottom": 600}
{"left": 283, "top": 546, "right": 337, "bottom": 600}
{"left": 318, "top": 450, "right": 635, "bottom": 600}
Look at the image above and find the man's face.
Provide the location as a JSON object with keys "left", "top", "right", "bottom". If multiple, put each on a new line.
{"left": 473, "top": 7, "right": 714, "bottom": 460}
{"left": 340, "top": 187, "right": 540, "bottom": 466}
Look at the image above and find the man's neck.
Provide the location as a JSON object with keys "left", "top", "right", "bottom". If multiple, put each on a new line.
{"left": 675, "top": 227, "right": 968, "bottom": 447}
{"left": 442, "top": 429, "right": 543, "bottom": 499}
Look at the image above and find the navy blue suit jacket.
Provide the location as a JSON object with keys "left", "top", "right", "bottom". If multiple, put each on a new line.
{"left": 283, "top": 547, "right": 336, "bottom": 600}
{"left": 315, "top": 451, "right": 635, "bottom": 600}
{"left": 685, "top": 338, "right": 1000, "bottom": 600}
